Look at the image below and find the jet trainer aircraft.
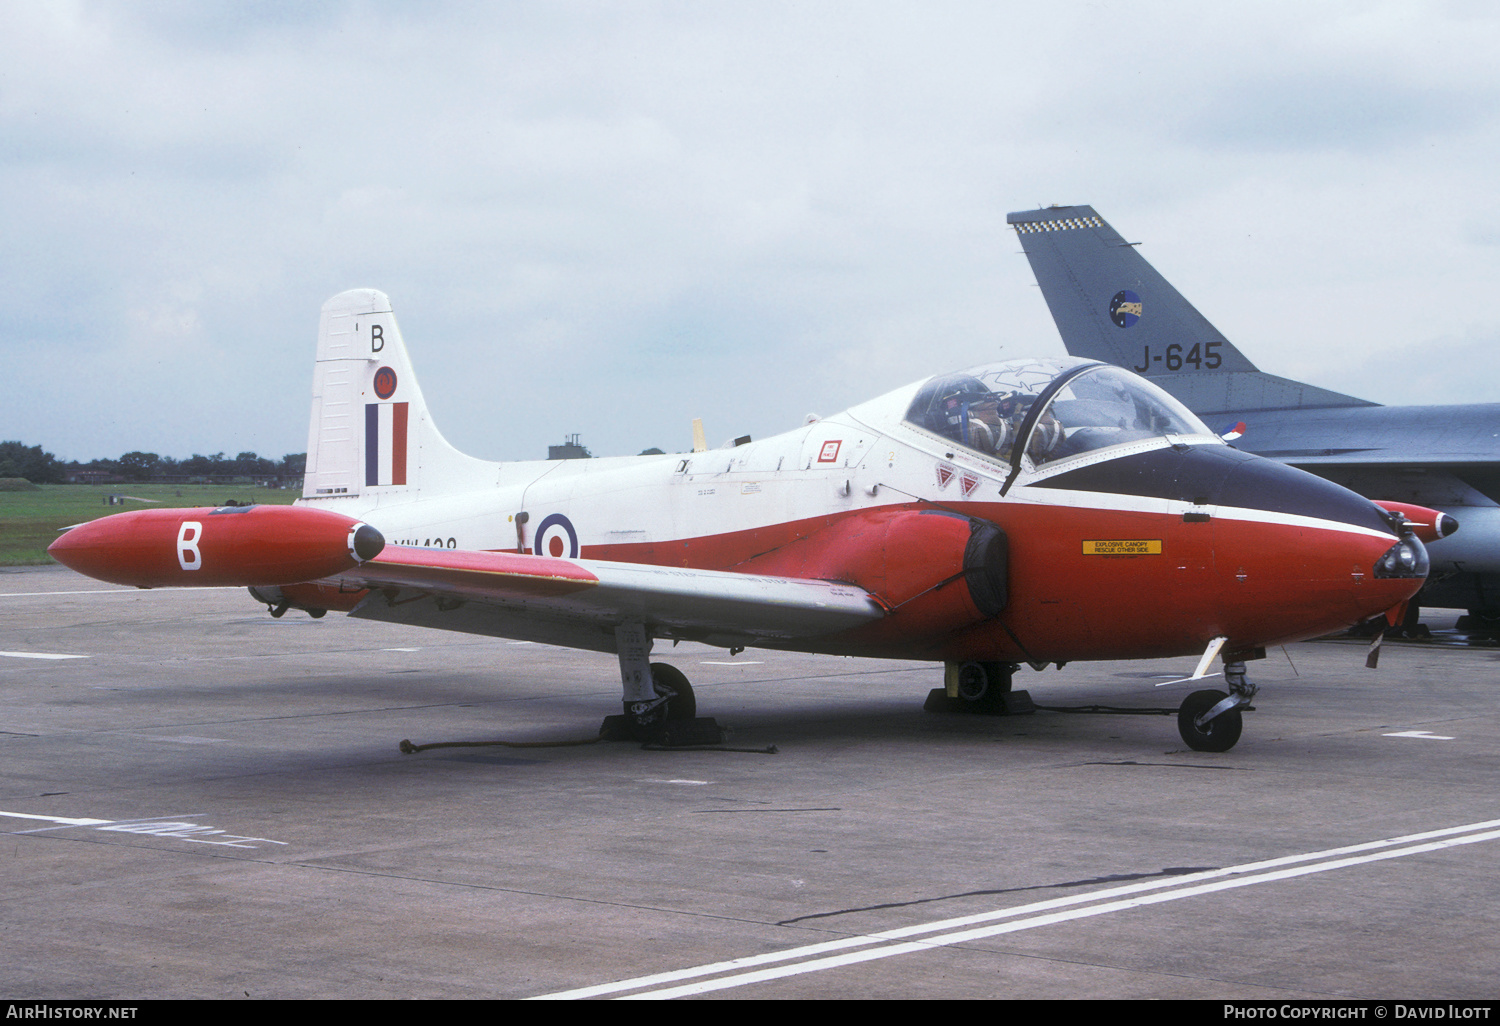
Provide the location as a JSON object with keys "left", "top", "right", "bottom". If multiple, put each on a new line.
{"left": 1007, "top": 204, "right": 1500, "bottom": 626}
{"left": 50, "top": 288, "right": 1434, "bottom": 752}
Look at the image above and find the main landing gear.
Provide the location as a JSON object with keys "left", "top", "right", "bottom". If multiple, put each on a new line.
{"left": 1458, "top": 606, "right": 1500, "bottom": 637}
{"left": 1177, "top": 660, "right": 1257, "bottom": 753}
{"left": 601, "top": 622, "right": 724, "bottom": 745}
{"left": 628, "top": 661, "right": 698, "bottom": 729}
{"left": 924, "top": 661, "right": 1036, "bottom": 716}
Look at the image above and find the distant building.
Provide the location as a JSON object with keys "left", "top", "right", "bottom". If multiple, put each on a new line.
{"left": 548, "top": 433, "right": 593, "bottom": 460}
{"left": 67, "top": 470, "right": 126, "bottom": 484}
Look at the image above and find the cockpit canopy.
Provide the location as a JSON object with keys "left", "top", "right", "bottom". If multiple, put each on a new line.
{"left": 904, "top": 358, "right": 1218, "bottom": 469}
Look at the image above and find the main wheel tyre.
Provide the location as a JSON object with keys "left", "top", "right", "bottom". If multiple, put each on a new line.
{"left": 1466, "top": 608, "right": 1500, "bottom": 635}
{"left": 954, "top": 661, "right": 1014, "bottom": 713}
{"left": 648, "top": 662, "right": 697, "bottom": 721}
{"left": 1178, "top": 689, "right": 1243, "bottom": 752}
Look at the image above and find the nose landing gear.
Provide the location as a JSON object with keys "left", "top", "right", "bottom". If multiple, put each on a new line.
{"left": 1177, "top": 660, "right": 1257, "bottom": 752}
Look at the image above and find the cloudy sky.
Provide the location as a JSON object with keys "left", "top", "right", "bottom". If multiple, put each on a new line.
{"left": 4, "top": 1, "right": 1499, "bottom": 464}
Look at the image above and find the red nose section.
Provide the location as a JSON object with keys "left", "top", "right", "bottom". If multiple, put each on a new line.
{"left": 48, "top": 505, "right": 384, "bottom": 588}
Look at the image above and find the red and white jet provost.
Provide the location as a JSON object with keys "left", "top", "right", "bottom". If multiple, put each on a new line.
{"left": 50, "top": 288, "right": 1435, "bottom": 752}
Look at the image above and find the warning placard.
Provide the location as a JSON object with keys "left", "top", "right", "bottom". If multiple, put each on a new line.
{"left": 1082, "top": 540, "right": 1162, "bottom": 555}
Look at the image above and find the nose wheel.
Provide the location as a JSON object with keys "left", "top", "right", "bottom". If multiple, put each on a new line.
{"left": 1177, "top": 660, "right": 1256, "bottom": 752}
{"left": 1178, "top": 690, "right": 1243, "bottom": 752}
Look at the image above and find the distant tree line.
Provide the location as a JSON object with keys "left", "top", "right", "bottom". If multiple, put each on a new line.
{"left": 0, "top": 441, "right": 306, "bottom": 484}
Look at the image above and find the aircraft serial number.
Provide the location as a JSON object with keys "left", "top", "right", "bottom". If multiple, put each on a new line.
{"left": 1133, "top": 342, "right": 1222, "bottom": 372}
{"left": 392, "top": 537, "right": 457, "bottom": 548}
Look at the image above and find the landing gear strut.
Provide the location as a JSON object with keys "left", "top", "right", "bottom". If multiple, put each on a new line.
{"left": 602, "top": 622, "right": 722, "bottom": 745}
{"left": 1177, "top": 660, "right": 1257, "bottom": 752}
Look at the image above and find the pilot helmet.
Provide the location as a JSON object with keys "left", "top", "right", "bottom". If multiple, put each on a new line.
{"left": 935, "top": 376, "right": 990, "bottom": 404}
{"left": 995, "top": 390, "right": 1034, "bottom": 421}
{"left": 928, "top": 376, "right": 994, "bottom": 425}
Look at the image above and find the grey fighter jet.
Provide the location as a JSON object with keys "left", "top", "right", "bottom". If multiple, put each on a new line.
{"left": 1007, "top": 204, "right": 1500, "bottom": 624}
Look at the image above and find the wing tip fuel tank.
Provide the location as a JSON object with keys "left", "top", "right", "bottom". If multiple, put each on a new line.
{"left": 48, "top": 504, "right": 384, "bottom": 588}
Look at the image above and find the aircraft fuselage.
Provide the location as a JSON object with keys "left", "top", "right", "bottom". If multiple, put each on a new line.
{"left": 298, "top": 369, "right": 1419, "bottom": 665}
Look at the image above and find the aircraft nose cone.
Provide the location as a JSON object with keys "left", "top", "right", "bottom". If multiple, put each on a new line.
{"left": 1439, "top": 513, "right": 1460, "bottom": 538}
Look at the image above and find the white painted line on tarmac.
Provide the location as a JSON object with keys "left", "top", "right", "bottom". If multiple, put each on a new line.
{"left": 0, "top": 811, "right": 113, "bottom": 827}
{"left": 532, "top": 817, "right": 1500, "bottom": 1000}
{"left": 1384, "top": 730, "right": 1456, "bottom": 740}
{"left": 0, "top": 651, "right": 89, "bottom": 660}
{"left": 0, "top": 587, "right": 241, "bottom": 598}
{"left": 0, "top": 808, "right": 288, "bottom": 849}
{"left": 699, "top": 661, "right": 764, "bottom": 665}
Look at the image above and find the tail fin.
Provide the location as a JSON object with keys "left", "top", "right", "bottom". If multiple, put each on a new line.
{"left": 1006, "top": 205, "right": 1373, "bottom": 417}
{"left": 302, "top": 289, "right": 494, "bottom": 502}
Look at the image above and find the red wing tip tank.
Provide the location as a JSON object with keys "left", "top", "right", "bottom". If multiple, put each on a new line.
{"left": 48, "top": 504, "right": 385, "bottom": 588}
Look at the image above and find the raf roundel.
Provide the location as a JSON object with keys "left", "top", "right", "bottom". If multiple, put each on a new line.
{"left": 373, "top": 366, "right": 398, "bottom": 400}
{"left": 534, "top": 513, "right": 580, "bottom": 559}
{"left": 1109, "top": 290, "right": 1142, "bottom": 329}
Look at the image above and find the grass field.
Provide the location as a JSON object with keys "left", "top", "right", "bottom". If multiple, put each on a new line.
{"left": 0, "top": 483, "right": 301, "bottom": 565}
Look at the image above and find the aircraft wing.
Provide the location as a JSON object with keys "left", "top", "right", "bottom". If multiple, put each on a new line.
{"left": 1227, "top": 403, "right": 1500, "bottom": 468}
{"left": 332, "top": 546, "right": 888, "bottom": 653}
